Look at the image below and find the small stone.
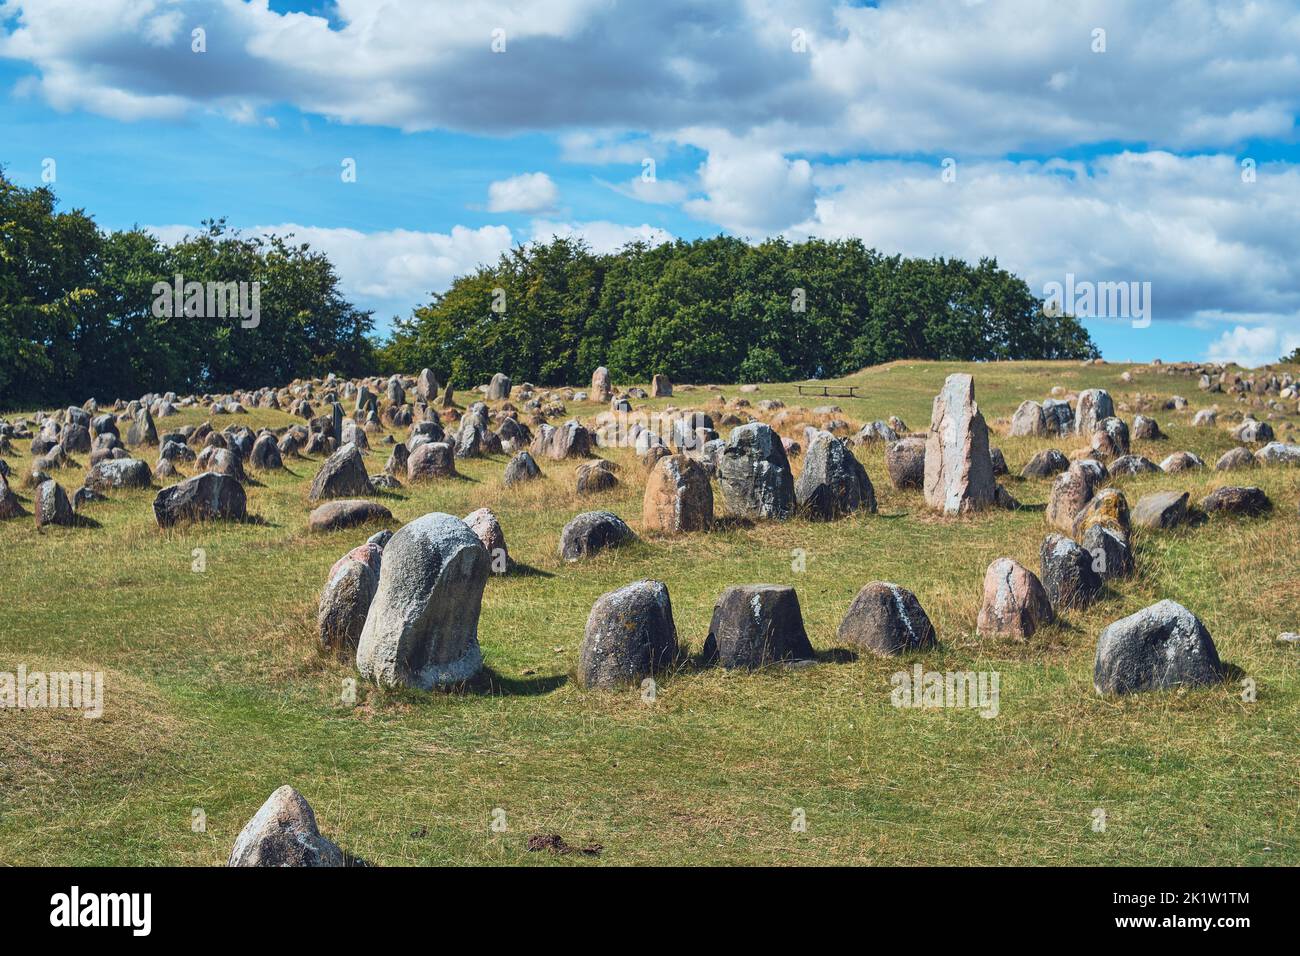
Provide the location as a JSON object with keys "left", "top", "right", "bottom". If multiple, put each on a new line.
{"left": 228, "top": 786, "right": 345, "bottom": 867}
{"left": 1132, "top": 490, "right": 1190, "bottom": 529}
{"left": 308, "top": 499, "right": 393, "bottom": 533}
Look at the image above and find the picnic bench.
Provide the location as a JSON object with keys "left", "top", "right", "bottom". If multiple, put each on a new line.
{"left": 795, "top": 383, "right": 859, "bottom": 398}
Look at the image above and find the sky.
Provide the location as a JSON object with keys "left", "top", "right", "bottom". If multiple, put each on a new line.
{"left": 2, "top": 0, "right": 1299, "bottom": 366}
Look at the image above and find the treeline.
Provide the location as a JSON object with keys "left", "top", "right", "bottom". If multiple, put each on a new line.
{"left": 1, "top": 170, "right": 375, "bottom": 409}
{"left": 380, "top": 235, "right": 1098, "bottom": 386}
{"left": 3, "top": 168, "right": 1099, "bottom": 410}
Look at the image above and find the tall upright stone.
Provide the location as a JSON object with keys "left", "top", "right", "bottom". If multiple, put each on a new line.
{"left": 355, "top": 513, "right": 489, "bottom": 689}
{"left": 923, "top": 373, "right": 996, "bottom": 515}
{"left": 591, "top": 366, "right": 613, "bottom": 403}
{"left": 718, "top": 422, "right": 794, "bottom": 520}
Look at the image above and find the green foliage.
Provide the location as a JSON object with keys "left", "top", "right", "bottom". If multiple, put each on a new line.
{"left": 1282, "top": 347, "right": 1300, "bottom": 364}
{"left": 0, "top": 170, "right": 374, "bottom": 408}
{"left": 380, "top": 234, "right": 1099, "bottom": 386}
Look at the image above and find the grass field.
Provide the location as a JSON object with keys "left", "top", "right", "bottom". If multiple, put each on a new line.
{"left": 2, "top": 359, "right": 1298, "bottom": 866}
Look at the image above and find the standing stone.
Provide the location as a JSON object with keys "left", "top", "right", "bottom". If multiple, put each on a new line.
{"left": 84, "top": 458, "right": 152, "bottom": 492}
{"left": 503, "top": 450, "right": 542, "bottom": 486}
{"left": 464, "top": 507, "right": 509, "bottom": 571}
{"left": 577, "top": 580, "right": 678, "bottom": 689}
{"left": 718, "top": 422, "right": 794, "bottom": 520}
{"left": 1215, "top": 447, "right": 1257, "bottom": 471}
{"left": 152, "top": 472, "right": 247, "bottom": 526}
{"left": 1041, "top": 398, "right": 1074, "bottom": 435}
{"left": 558, "top": 510, "right": 635, "bottom": 561}
{"left": 486, "top": 373, "right": 512, "bottom": 401}
{"left": 356, "top": 513, "right": 489, "bottom": 689}
{"left": 407, "top": 441, "right": 457, "bottom": 481}
{"left": 642, "top": 454, "right": 713, "bottom": 533}
{"left": 309, "top": 443, "right": 373, "bottom": 501}
{"left": 126, "top": 407, "right": 158, "bottom": 447}
{"left": 795, "top": 433, "right": 876, "bottom": 520}
{"left": 651, "top": 374, "right": 672, "bottom": 398}
{"left": 1132, "top": 490, "right": 1190, "bottom": 529}
{"left": 1160, "top": 451, "right": 1204, "bottom": 473}
{"left": 591, "top": 367, "right": 613, "bottom": 403}
{"left": 249, "top": 433, "right": 283, "bottom": 470}
{"left": 1093, "top": 600, "right": 1224, "bottom": 695}
{"left": 837, "top": 582, "right": 937, "bottom": 656}
{"left": 1021, "top": 448, "right": 1069, "bottom": 479}
{"left": 417, "top": 368, "right": 440, "bottom": 403}
{"left": 0, "top": 475, "right": 24, "bottom": 521}
{"left": 923, "top": 373, "right": 996, "bottom": 515}
{"left": 34, "top": 480, "right": 74, "bottom": 528}
{"left": 1072, "top": 487, "right": 1130, "bottom": 539}
{"left": 1090, "top": 417, "right": 1130, "bottom": 459}
{"left": 885, "top": 437, "right": 926, "bottom": 489}
{"left": 1046, "top": 461, "right": 1097, "bottom": 533}
{"left": 976, "top": 557, "right": 1055, "bottom": 640}
{"left": 702, "top": 585, "right": 814, "bottom": 669}
{"left": 1009, "top": 400, "right": 1047, "bottom": 437}
{"left": 1082, "top": 524, "right": 1134, "bottom": 580}
{"left": 227, "top": 786, "right": 345, "bottom": 868}
{"left": 1039, "top": 533, "right": 1103, "bottom": 610}
{"left": 319, "top": 543, "right": 383, "bottom": 656}
{"left": 576, "top": 459, "right": 619, "bottom": 494}
{"left": 1074, "top": 388, "right": 1114, "bottom": 436}
{"left": 1131, "top": 415, "right": 1163, "bottom": 440}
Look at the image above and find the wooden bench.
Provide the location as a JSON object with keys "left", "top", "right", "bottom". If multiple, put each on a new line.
{"left": 795, "top": 384, "right": 859, "bottom": 398}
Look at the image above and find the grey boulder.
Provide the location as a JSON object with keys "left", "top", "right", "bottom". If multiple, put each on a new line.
{"left": 701, "top": 584, "right": 814, "bottom": 669}
{"left": 1094, "top": 600, "right": 1223, "bottom": 695}
{"left": 577, "top": 580, "right": 678, "bottom": 689}
{"left": 355, "top": 513, "right": 489, "bottom": 689}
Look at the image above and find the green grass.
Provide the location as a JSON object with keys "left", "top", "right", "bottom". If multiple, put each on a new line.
{"left": 1, "top": 359, "right": 1298, "bottom": 865}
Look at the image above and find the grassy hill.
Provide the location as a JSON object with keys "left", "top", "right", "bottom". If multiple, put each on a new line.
{"left": 1, "top": 359, "right": 1297, "bottom": 865}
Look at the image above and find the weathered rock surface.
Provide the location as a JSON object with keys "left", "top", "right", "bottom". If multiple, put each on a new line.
{"left": 885, "top": 437, "right": 927, "bottom": 489}
{"left": 228, "top": 785, "right": 345, "bottom": 867}
{"left": 1040, "top": 533, "right": 1103, "bottom": 610}
{"left": 1093, "top": 600, "right": 1223, "bottom": 695}
{"left": 308, "top": 499, "right": 393, "bottom": 533}
{"left": 795, "top": 433, "right": 876, "bottom": 520}
{"left": 464, "top": 507, "right": 509, "bottom": 571}
{"left": 309, "top": 443, "right": 373, "bottom": 501}
{"left": 153, "top": 471, "right": 247, "bottom": 527}
{"left": 837, "top": 582, "right": 937, "bottom": 656}
{"left": 578, "top": 580, "right": 678, "bottom": 689}
{"left": 558, "top": 510, "right": 635, "bottom": 561}
{"left": 701, "top": 584, "right": 814, "bottom": 669}
{"left": 1132, "top": 490, "right": 1190, "bottom": 529}
{"left": 718, "top": 422, "right": 794, "bottom": 520}
{"left": 642, "top": 454, "right": 713, "bottom": 533}
{"left": 34, "top": 479, "right": 74, "bottom": 528}
{"left": 84, "top": 458, "right": 152, "bottom": 492}
{"left": 1199, "top": 486, "right": 1271, "bottom": 517}
{"left": 923, "top": 373, "right": 996, "bottom": 514}
{"left": 976, "top": 558, "right": 1055, "bottom": 640}
{"left": 355, "top": 513, "right": 489, "bottom": 689}
{"left": 318, "top": 542, "right": 383, "bottom": 656}
{"left": 1021, "top": 448, "right": 1070, "bottom": 479}
{"left": 503, "top": 450, "right": 542, "bottom": 486}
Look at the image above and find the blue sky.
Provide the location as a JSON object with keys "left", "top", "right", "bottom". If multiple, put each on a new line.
{"left": 3, "top": 0, "right": 1299, "bottom": 365}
